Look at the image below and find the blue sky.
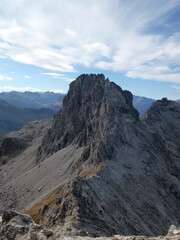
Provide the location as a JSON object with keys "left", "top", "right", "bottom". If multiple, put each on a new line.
{"left": 0, "top": 0, "right": 180, "bottom": 100}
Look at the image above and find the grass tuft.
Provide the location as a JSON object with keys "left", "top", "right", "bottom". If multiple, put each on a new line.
{"left": 2, "top": 134, "right": 9, "bottom": 140}
{"left": 24, "top": 194, "right": 59, "bottom": 223}
{"left": 0, "top": 156, "right": 7, "bottom": 164}
{"left": 79, "top": 162, "right": 103, "bottom": 179}
{"left": 21, "top": 148, "right": 38, "bottom": 161}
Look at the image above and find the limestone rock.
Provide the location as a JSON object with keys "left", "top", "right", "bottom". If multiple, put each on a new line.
{"left": 36, "top": 74, "right": 139, "bottom": 161}
{"left": 2, "top": 210, "right": 11, "bottom": 224}
{"left": 0, "top": 211, "right": 33, "bottom": 240}
{"left": 168, "top": 225, "right": 180, "bottom": 236}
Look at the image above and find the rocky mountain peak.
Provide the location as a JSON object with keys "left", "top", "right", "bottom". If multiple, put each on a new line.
{"left": 142, "top": 97, "right": 180, "bottom": 121}
{"left": 36, "top": 74, "right": 139, "bottom": 160}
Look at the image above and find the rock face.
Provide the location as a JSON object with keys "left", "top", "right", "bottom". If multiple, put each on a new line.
{"left": 36, "top": 74, "right": 139, "bottom": 161}
{"left": 0, "top": 119, "right": 53, "bottom": 163}
{"left": 0, "top": 74, "right": 180, "bottom": 237}
{"left": 0, "top": 210, "right": 33, "bottom": 240}
{"left": 0, "top": 210, "right": 54, "bottom": 240}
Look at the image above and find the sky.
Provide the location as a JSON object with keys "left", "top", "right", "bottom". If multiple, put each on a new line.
{"left": 0, "top": 0, "right": 180, "bottom": 100}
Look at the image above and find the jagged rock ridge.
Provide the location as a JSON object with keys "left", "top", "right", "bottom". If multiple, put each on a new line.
{"left": 0, "top": 74, "right": 179, "bottom": 237}
{"left": 37, "top": 74, "right": 139, "bottom": 161}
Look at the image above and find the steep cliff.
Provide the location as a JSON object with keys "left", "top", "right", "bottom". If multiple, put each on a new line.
{"left": 36, "top": 74, "right": 138, "bottom": 161}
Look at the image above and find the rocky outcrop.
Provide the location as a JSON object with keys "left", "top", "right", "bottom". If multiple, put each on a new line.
{"left": 0, "top": 74, "right": 179, "bottom": 237}
{"left": 142, "top": 98, "right": 180, "bottom": 182}
{"left": 0, "top": 210, "right": 33, "bottom": 240}
{"left": 36, "top": 74, "right": 139, "bottom": 161}
{"left": 0, "top": 119, "right": 52, "bottom": 161}
{"left": 0, "top": 212, "right": 179, "bottom": 240}
{"left": 0, "top": 210, "right": 55, "bottom": 240}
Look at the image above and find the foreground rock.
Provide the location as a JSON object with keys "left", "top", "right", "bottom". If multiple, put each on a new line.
{"left": 0, "top": 210, "right": 54, "bottom": 240}
{"left": 0, "top": 211, "right": 179, "bottom": 239}
{"left": 0, "top": 210, "right": 33, "bottom": 239}
{"left": 0, "top": 74, "right": 179, "bottom": 237}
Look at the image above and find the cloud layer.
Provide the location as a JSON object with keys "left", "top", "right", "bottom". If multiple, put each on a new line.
{"left": 0, "top": 74, "right": 13, "bottom": 80}
{"left": 0, "top": 0, "right": 180, "bottom": 83}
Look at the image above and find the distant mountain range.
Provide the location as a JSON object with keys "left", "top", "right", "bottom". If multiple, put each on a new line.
{"left": 0, "top": 91, "right": 64, "bottom": 110}
{"left": 0, "top": 90, "right": 179, "bottom": 138}
{"left": 132, "top": 95, "right": 155, "bottom": 116}
{"left": 133, "top": 96, "right": 180, "bottom": 116}
{"left": 0, "top": 91, "right": 65, "bottom": 138}
{"left": 0, "top": 99, "right": 55, "bottom": 138}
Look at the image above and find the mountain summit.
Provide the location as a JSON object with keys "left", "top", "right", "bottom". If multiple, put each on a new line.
{"left": 37, "top": 74, "right": 139, "bottom": 160}
{"left": 0, "top": 74, "right": 179, "bottom": 237}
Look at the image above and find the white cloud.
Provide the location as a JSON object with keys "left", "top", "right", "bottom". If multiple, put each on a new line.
{"left": 96, "top": 33, "right": 180, "bottom": 83}
{"left": 5, "top": 77, "right": 13, "bottom": 80}
{"left": 10, "top": 48, "right": 76, "bottom": 72}
{"left": 62, "top": 77, "right": 74, "bottom": 82}
{"left": 153, "top": 66, "right": 171, "bottom": 74}
{"left": 24, "top": 75, "right": 31, "bottom": 78}
{"left": 126, "top": 65, "right": 180, "bottom": 83}
{"left": 41, "top": 72, "right": 64, "bottom": 78}
{"left": 48, "top": 89, "right": 65, "bottom": 94}
{"left": 172, "top": 85, "right": 180, "bottom": 93}
{"left": 41, "top": 72, "right": 74, "bottom": 82}
{"left": 0, "top": 74, "right": 13, "bottom": 81}
{"left": 65, "top": 28, "right": 77, "bottom": 38}
{"left": 0, "top": 86, "right": 42, "bottom": 92}
{"left": 0, "top": 0, "right": 180, "bottom": 82}
{"left": 0, "top": 86, "right": 65, "bottom": 93}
